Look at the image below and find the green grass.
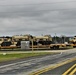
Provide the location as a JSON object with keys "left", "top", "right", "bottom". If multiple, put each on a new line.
{"left": 0, "top": 52, "right": 57, "bottom": 62}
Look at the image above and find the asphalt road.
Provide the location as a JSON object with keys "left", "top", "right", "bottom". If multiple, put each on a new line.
{"left": 40, "top": 60, "right": 76, "bottom": 75}
{"left": 0, "top": 49, "right": 76, "bottom": 75}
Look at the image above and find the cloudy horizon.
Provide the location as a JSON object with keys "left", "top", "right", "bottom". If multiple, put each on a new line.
{"left": 0, "top": 0, "right": 76, "bottom": 36}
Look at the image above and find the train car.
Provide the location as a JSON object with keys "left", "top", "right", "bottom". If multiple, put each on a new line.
{"left": 69, "top": 36, "right": 76, "bottom": 48}
{"left": 0, "top": 35, "right": 75, "bottom": 50}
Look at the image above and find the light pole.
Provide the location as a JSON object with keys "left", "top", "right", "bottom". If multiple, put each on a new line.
{"left": 55, "top": 33, "right": 56, "bottom": 43}
{"left": 61, "top": 35, "right": 65, "bottom": 43}
{"left": 32, "top": 39, "right": 33, "bottom": 52}
{"left": 31, "top": 36, "right": 34, "bottom": 52}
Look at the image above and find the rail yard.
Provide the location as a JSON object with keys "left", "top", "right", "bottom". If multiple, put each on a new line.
{"left": 0, "top": 34, "right": 76, "bottom": 75}
{"left": 0, "top": 34, "right": 76, "bottom": 50}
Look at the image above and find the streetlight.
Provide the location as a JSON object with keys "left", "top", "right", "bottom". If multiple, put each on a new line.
{"left": 55, "top": 33, "right": 57, "bottom": 43}
{"left": 31, "top": 36, "right": 33, "bottom": 52}
{"left": 32, "top": 39, "right": 33, "bottom": 52}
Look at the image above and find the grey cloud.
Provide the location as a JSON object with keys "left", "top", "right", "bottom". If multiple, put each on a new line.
{"left": 0, "top": 0, "right": 76, "bottom": 36}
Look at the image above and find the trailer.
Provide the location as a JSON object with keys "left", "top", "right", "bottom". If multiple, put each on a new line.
{"left": 0, "top": 35, "right": 75, "bottom": 50}
{"left": 69, "top": 36, "right": 76, "bottom": 48}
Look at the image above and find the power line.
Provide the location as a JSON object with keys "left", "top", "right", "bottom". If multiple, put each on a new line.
{"left": 0, "top": 1, "right": 76, "bottom": 6}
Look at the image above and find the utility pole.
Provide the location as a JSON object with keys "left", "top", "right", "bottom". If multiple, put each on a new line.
{"left": 31, "top": 36, "right": 33, "bottom": 52}
{"left": 32, "top": 39, "right": 33, "bottom": 52}
{"left": 61, "top": 35, "right": 65, "bottom": 43}
{"left": 55, "top": 33, "right": 57, "bottom": 43}
{"left": 64, "top": 36, "right": 65, "bottom": 43}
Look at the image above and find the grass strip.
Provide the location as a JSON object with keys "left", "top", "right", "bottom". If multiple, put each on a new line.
{"left": 0, "top": 52, "right": 57, "bottom": 62}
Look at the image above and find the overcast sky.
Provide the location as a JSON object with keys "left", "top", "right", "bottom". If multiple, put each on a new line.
{"left": 0, "top": 0, "right": 76, "bottom": 36}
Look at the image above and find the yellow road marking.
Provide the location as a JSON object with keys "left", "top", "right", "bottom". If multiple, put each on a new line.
{"left": 69, "top": 68, "right": 76, "bottom": 75}
{"left": 62, "top": 64, "right": 76, "bottom": 75}
{"left": 29, "top": 58, "right": 76, "bottom": 75}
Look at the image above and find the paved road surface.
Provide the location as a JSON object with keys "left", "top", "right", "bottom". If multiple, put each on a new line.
{"left": 40, "top": 60, "right": 76, "bottom": 75}
{"left": 0, "top": 48, "right": 76, "bottom": 75}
